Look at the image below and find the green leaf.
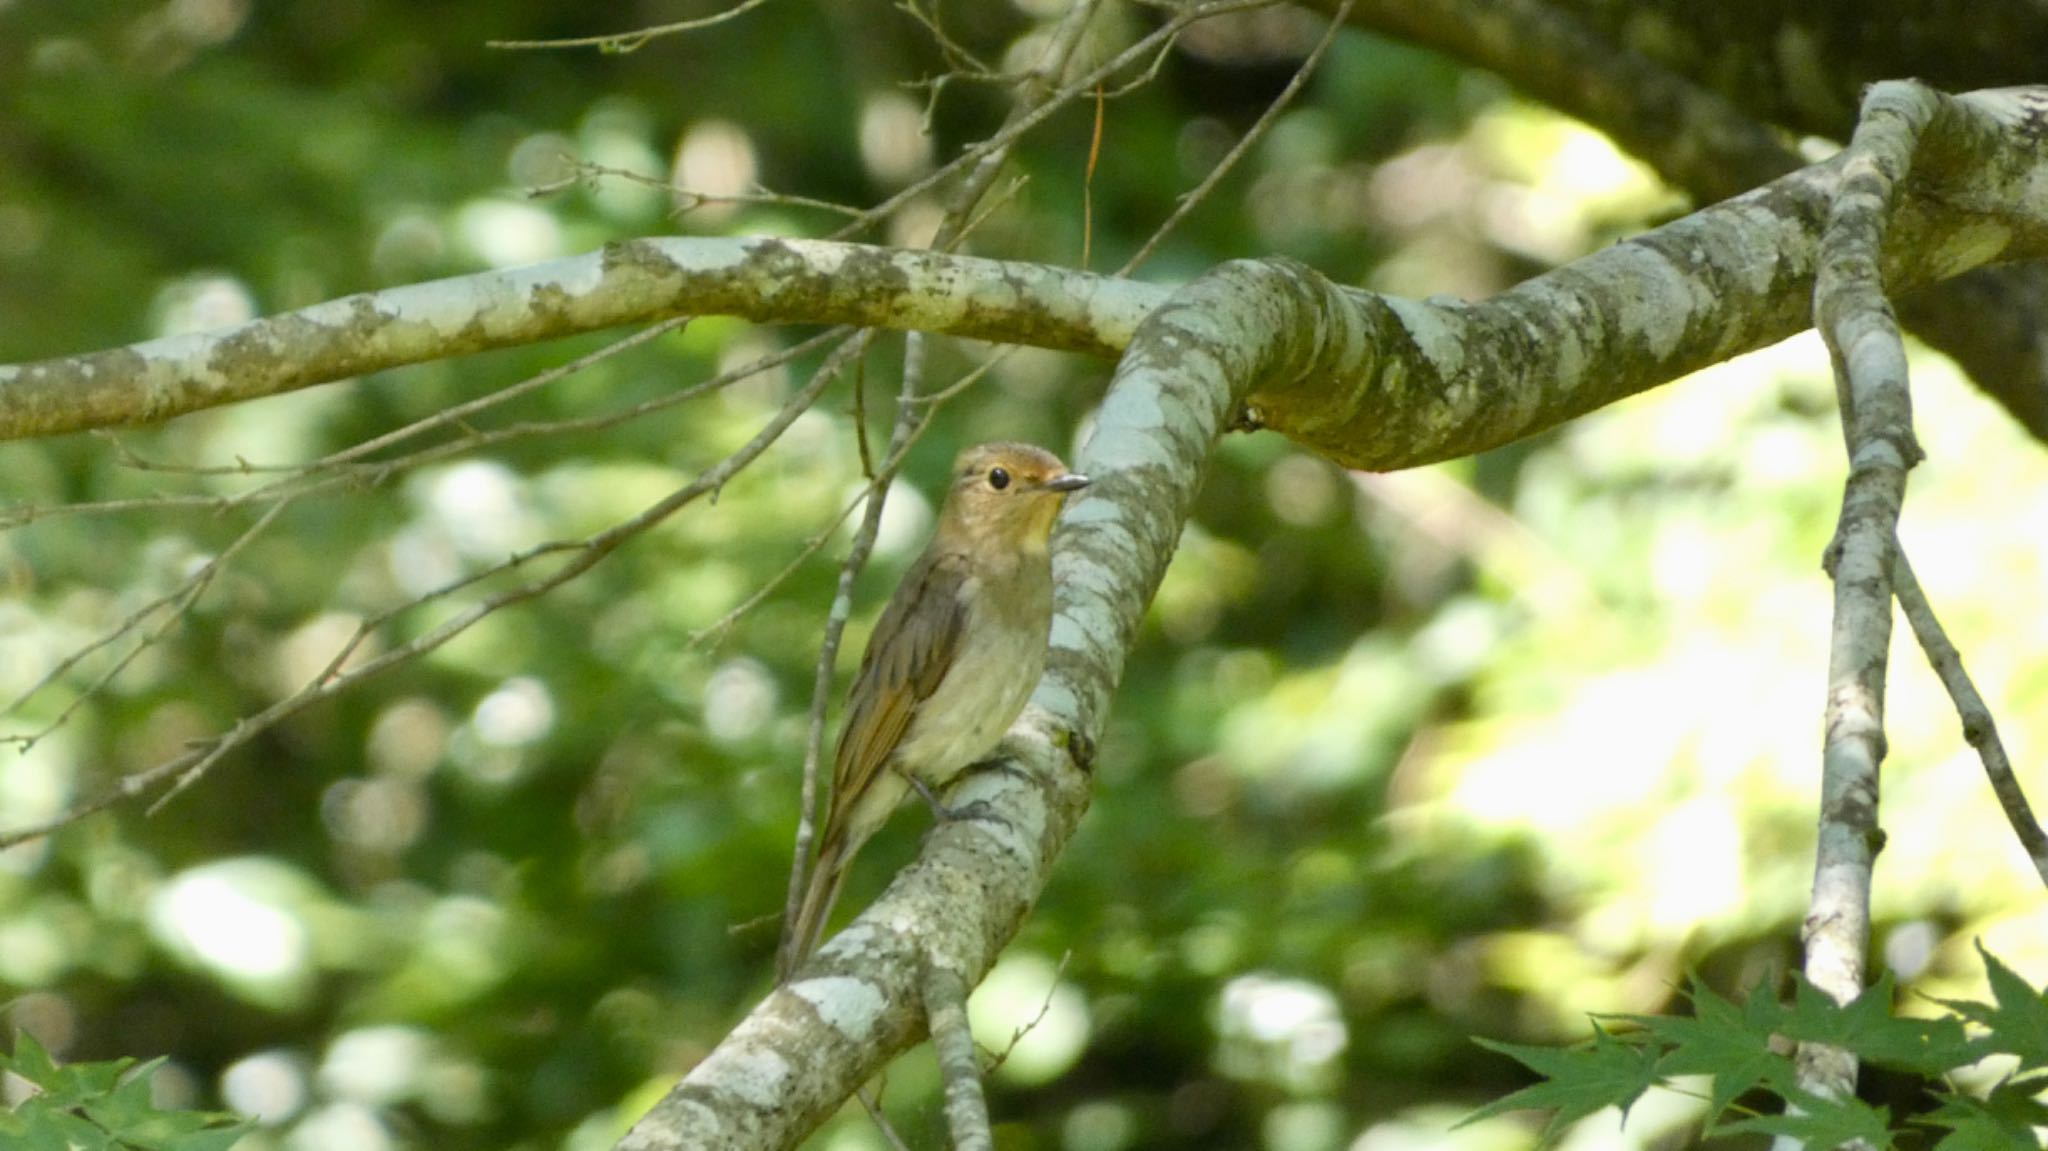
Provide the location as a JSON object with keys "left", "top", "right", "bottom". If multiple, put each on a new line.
{"left": 1713, "top": 1088, "right": 1894, "bottom": 1150}
{"left": 1776, "top": 974, "right": 1976, "bottom": 1075}
{"left": 3, "top": 1031, "right": 59, "bottom": 1090}
{"left": 21, "top": 1104, "right": 117, "bottom": 1151}
{"left": 82, "top": 1064, "right": 161, "bottom": 1134}
{"left": 1924, "top": 1100, "right": 2031, "bottom": 1151}
{"left": 1919, "top": 1076, "right": 2048, "bottom": 1150}
{"left": 1936, "top": 942, "right": 2048, "bottom": 1073}
{"left": 5, "top": 1042, "right": 132, "bottom": 1112}
{"left": 1459, "top": 1025, "right": 1662, "bottom": 1140}
{"left": 78, "top": 1062, "right": 245, "bottom": 1151}
{"left": 1626, "top": 977, "right": 1795, "bottom": 1120}
{"left": 4, "top": 1041, "right": 246, "bottom": 1151}
{"left": 161, "top": 1118, "right": 253, "bottom": 1151}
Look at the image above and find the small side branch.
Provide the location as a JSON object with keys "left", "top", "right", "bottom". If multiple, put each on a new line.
{"left": 1892, "top": 553, "right": 2048, "bottom": 887}
{"left": 924, "top": 965, "right": 992, "bottom": 1151}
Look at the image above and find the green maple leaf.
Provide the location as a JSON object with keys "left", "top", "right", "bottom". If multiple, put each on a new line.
{"left": 18, "top": 1104, "right": 116, "bottom": 1151}
{"left": 1777, "top": 974, "right": 1975, "bottom": 1075}
{"left": 1919, "top": 1082, "right": 2048, "bottom": 1151}
{"left": 78, "top": 1058, "right": 164, "bottom": 1134}
{"left": 159, "top": 1124, "right": 252, "bottom": 1151}
{"left": 1936, "top": 942, "right": 2048, "bottom": 1074}
{"left": 1, "top": 1031, "right": 60, "bottom": 1087}
{"left": 4, "top": 1033, "right": 134, "bottom": 1113}
{"left": 1459, "top": 1025, "right": 1662, "bottom": 1141}
{"left": 3, "top": 1035, "right": 246, "bottom": 1151}
{"left": 1713, "top": 1087, "right": 1894, "bottom": 1150}
{"left": 1625, "top": 977, "right": 1795, "bottom": 1120}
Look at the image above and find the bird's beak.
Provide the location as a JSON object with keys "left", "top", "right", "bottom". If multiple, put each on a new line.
{"left": 1042, "top": 472, "right": 1091, "bottom": 493}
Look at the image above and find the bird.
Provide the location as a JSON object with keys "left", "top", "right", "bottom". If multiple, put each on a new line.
{"left": 778, "top": 441, "right": 1089, "bottom": 980}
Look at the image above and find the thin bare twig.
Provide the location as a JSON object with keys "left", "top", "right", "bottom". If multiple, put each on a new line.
{"left": 0, "top": 332, "right": 867, "bottom": 846}
{"left": 1, "top": 316, "right": 697, "bottom": 527}
{"left": 0, "top": 326, "right": 838, "bottom": 768}
{"left": 778, "top": 338, "right": 925, "bottom": 976}
{"left": 140, "top": 334, "right": 870, "bottom": 817}
{"left": 486, "top": 0, "right": 775, "bottom": 52}
{"left": 1121, "top": 0, "right": 1355, "bottom": 273}
{"left": 896, "top": 0, "right": 997, "bottom": 79}
{"left": 527, "top": 160, "right": 870, "bottom": 221}
{"left": 1891, "top": 550, "right": 2048, "bottom": 887}
{"left": 521, "top": 0, "right": 1274, "bottom": 259}
{"left": 2, "top": 496, "right": 298, "bottom": 740}
{"left": 314, "top": 319, "right": 692, "bottom": 470}
{"left": 820, "top": 0, "right": 1285, "bottom": 245}
{"left": 854, "top": 1085, "right": 913, "bottom": 1151}
{"left": 984, "top": 951, "right": 1073, "bottom": 1074}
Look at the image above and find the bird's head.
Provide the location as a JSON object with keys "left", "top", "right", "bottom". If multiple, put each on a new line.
{"left": 936, "top": 441, "right": 1089, "bottom": 554}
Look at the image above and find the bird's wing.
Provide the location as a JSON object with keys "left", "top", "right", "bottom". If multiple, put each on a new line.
{"left": 829, "top": 550, "right": 970, "bottom": 814}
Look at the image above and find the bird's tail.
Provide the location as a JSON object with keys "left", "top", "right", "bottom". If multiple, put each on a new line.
{"left": 778, "top": 834, "right": 851, "bottom": 982}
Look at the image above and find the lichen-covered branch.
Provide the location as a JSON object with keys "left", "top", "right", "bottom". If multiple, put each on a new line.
{"left": 8, "top": 90, "right": 2047, "bottom": 466}
{"left": 1780, "top": 87, "right": 2048, "bottom": 1133}
{"left": 613, "top": 258, "right": 1362, "bottom": 1150}
{"left": 925, "top": 965, "right": 992, "bottom": 1151}
{"left": 602, "top": 84, "right": 2048, "bottom": 1150}
{"left": 0, "top": 238, "right": 1167, "bottom": 441}
{"left": 1795, "top": 78, "right": 1935, "bottom": 1118}
{"left": 1245, "top": 85, "right": 2048, "bottom": 471}
{"left": 1325, "top": 3, "right": 2048, "bottom": 446}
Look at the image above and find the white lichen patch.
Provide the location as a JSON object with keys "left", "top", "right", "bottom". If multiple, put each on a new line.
{"left": 788, "top": 975, "right": 886, "bottom": 1041}
{"left": 1716, "top": 202, "right": 1793, "bottom": 297}
{"left": 703, "top": 1047, "right": 793, "bottom": 1109}
{"left": 1382, "top": 296, "right": 1468, "bottom": 381}
{"left": 1595, "top": 243, "right": 1701, "bottom": 360}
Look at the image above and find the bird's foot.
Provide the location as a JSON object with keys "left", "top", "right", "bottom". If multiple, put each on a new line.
{"left": 904, "top": 773, "right": 1003, "bottom": 825}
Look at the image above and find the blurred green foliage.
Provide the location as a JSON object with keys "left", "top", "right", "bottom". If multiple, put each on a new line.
{"left": 2, "top": 4, "right": 2046, "bottom": 1151}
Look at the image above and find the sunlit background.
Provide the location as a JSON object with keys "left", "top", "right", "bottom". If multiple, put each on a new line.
{"left": 2, "top": 2, "right": 2044, "bottom": 1150}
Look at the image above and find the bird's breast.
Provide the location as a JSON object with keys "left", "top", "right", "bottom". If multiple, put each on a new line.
{"left": 893, "top": 566, "right": 1052, "bottom": 782}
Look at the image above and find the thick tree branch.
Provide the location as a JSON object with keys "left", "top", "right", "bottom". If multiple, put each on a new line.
{"left": 1248, "top": 88, "right": 2048, "bottom": 470}
{"left": 10, "top": 88, "right": 2048, "bottom": 469}
{"left": 1325, "top": 3, "right": 2048, "bottom": 447}
{"left": 0, "top": 239, "right": 1167, "bottom": 441}
{"left": 1795, "top": 78, "right": 1934, "bottom": 1120}
{"left": 606, "top": 85, "right": 2048, "bottom": 1149}
{"left": 615, "top": 258, "right": 1361, "bottom": 1149}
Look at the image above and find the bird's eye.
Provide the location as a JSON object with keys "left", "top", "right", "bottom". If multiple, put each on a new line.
{"left": 988, "top": 467, "right": 1011, "bottom": 490}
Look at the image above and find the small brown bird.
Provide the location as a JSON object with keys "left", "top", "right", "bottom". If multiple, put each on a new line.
{"left": 779, "top": 442, "right": 1088, "bottom": 979}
